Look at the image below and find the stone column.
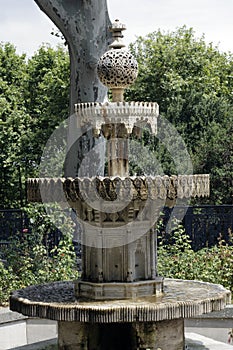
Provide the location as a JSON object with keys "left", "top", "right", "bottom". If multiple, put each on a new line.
{"left": 107, "top": 138, "right": 129, "bottom": 177}
{"left": 133, "top": 319, "right": 185, "bottom": 350}
{"left": 150, "top": 228, "right": 156, "bottom": 279}
{"left": 58, "top": 319, "right": 184, "bottom": 350}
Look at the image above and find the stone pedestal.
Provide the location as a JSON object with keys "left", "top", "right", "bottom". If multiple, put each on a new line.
{"left": 58, "top": 319, "right": 184, "bottom": 350}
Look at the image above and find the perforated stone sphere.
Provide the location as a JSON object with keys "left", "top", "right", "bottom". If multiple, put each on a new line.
{"left": 97, "top": 49, "right": 138, "bottom": 88}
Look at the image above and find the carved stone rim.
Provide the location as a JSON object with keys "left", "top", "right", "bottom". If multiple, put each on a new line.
{"left": 75, "top": 101, "right": 159, "bottom": 135}
{"left": 27, "top": 174, "right": 210, "bottom": 203}
{"left": 10, "top": 279, "right": 231, "bottom": 323}
{"left": 75, "top": 101, "right": 159, "bottom": 115}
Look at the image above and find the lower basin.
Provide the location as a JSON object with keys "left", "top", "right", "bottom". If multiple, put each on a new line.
{"left": 9, "top": 279, "right": 231, "bottom": 350}
{"left": 10, "top": 278, "right": 231, "bottom": 323}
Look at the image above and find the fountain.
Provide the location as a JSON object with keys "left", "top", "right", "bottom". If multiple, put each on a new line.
{"left": 10, "top": 20, "right": 231, "bottom": 350}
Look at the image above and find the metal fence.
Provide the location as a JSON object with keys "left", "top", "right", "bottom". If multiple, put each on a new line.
{"left": 0, "top": 209, "right": 28, "bottom": 250}
{"left": 0, "top": 206, "right": 232, "bottom": 252}
{"left": 161, "top": 205, "right": 233, "bottom": 250}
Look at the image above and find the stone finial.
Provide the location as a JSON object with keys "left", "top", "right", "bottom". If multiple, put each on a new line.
{"left": 109, "top": 19, "right": 126, "bottom": 49}
{"left": 97, "top": 19, "right": 138, "bottom": 102}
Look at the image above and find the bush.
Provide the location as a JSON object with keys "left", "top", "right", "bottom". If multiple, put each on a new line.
{"left": 0, "top": 204, "right": 79, "bottom": 306}
{"left": 1, "top": 207, "right": 232, "bottom": 306}
{"left": 157, "top": 218, "right": 233, "bottom": 292}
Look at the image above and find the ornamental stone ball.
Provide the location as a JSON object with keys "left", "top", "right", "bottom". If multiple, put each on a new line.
{"left": 97, "top": 49, "right": 138, "bottom": 88}
{"left": 97, "top": 19, "right": 138, "bottom": 101}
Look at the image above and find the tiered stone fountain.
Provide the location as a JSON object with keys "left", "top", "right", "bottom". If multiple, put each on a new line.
{"left": 10, "top": 20, "right": 231, "bottom": 350}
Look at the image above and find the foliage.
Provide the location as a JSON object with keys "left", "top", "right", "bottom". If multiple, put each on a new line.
{"left": 0, "top": 204, "right": 79, "bottom": 306}
{"left": 0, "top": 31, "right": 232, "bottom": 304}
{"left": 0, "top": 43, "right": 29, "bottom": 207}
{"left": 25, "top": 45, "right": 70, "bottom": 168}
{"left": 157, "top": 218, "right": 233, "bottom": 292}
{"left": 0, "top": 43, "right": 69, "bottom": 208}
{"left": 127, "top": 27, "right": 233, "bottom": 203}
{"left": 1, "top": 29, "right": 233, "bottom": 205}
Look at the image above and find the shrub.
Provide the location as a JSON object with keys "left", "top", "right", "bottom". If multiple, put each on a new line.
{"left": 0, "top": 204, "right": 79, "bottom": 306}
{"left": 157, "top": 218, "right": 233, "bottom": 292}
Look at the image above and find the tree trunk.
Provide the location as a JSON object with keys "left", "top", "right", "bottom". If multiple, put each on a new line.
{"left": 34, "top": 0, "right": 111, "bottom": 108}
{"left": 34, "top": 0, "right": 112, "bottom": 176}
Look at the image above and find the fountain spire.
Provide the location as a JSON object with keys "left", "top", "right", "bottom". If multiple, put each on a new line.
{"left": 97, "top": 19, "right": 138, "bottom": 102}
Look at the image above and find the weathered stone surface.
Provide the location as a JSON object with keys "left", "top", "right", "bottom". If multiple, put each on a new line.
{"left": 75, "top": 101, "right": 158, "bottom": 136}
{"left": 75, "top": 278, "right": 163, "bottom": 300}
{"left": 80, "top": 229, "right": 158, "bottom": 284}
{"left": 27, "top": 174, "right": 210, "bottom": 204}
{"left": 96, "top": 19, "right": 138, "bottom": 103}
{"left": 58, "top": 319, "right": 184, "bottom": 350}
{"left": 10, "top": 279, "right": 231, "bottom": 323}
{"left": 135, "top": 319, "right": 184, "bottom": 350}
{"left": 97, "top": 50, "right": 138, "bottom": 89}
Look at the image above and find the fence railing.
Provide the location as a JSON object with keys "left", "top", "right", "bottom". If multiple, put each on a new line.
{"left": 0, "top": 206, "right": 232, "bottom": 252}
{"left": 0, "top": 209, "right": 29, "bottom": 251}
{"left": 161, "top": 205, "right": 233, "bottom": 250}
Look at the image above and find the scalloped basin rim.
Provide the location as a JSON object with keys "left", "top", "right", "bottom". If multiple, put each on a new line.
{"left": 27, "top": 174, "right": 210, "bottom": 203}
{"left": 10, "top": 278, "right": 231, "bottom": 323}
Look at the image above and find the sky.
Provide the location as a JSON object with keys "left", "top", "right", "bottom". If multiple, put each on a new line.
{"left": 1, "top": 0, "right": 233, "bottom": 57}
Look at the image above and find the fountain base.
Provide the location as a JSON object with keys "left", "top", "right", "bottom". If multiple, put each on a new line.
{"left": 75, "top": 277, "right": 164, "bottom": 300}
{"left": 10, "top": 279, "right": 231, "bottom": 350}
{"left": 58, "top": 318, "right": 184, "bottom": 350}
